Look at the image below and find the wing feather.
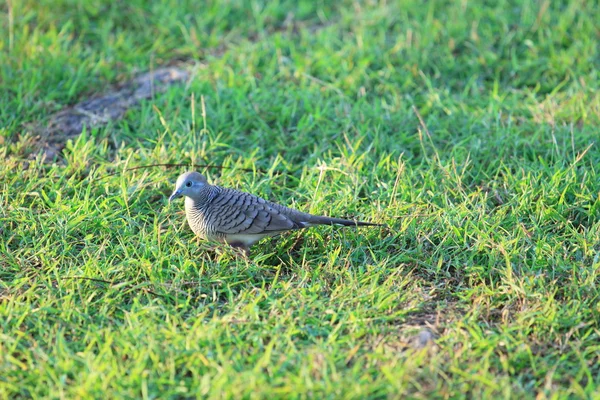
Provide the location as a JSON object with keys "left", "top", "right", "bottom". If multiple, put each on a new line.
{"left": 208, "top": 189, "right": 302, "bottom": 235}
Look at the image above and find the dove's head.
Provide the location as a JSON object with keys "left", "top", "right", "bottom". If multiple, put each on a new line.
{"left": 169, "top": 171, "right": 208, "bottom": 202}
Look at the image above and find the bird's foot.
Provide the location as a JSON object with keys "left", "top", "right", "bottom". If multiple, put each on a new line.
{"left": 228, "top": 242, "right": 250, "bottom": 259}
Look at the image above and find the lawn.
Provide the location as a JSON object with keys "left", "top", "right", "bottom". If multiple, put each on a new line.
{"left": 1, "top": 0, "right": 599, "bottom": 398}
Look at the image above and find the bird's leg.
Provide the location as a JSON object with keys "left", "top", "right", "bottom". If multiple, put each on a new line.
{"left": 228, "top": 242, "right": 250, "bottom": 258}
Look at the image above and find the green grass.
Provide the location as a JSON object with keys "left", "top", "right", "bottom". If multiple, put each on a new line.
{"left": 1, "top": 0, "right": 599, "bottom": 398}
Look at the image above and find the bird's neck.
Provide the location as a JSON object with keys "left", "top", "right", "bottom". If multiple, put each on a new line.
{"left": 185, "top": 185, "right": 220, "bottom": 211}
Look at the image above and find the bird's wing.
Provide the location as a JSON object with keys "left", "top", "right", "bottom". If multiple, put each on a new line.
{"left": 211, "top": 189, "right": 303, "bottom": 235}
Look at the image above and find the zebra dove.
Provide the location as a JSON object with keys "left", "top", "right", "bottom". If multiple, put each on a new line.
{"left": 169, "top": 171, "right": 382, "bottom": 255}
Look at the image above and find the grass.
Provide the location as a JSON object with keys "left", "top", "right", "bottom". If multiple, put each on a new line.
{"left": 1, "top": 0, "right": 599, "bottom": 398}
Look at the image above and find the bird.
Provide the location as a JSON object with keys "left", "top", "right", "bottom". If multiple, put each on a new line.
{"left": 168, "top": 171, "right": 382, "bottom": 256}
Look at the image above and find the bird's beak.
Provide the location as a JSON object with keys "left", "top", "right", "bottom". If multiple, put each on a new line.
{"left": 169, "top": 190, "right": 182, "bottom": 202}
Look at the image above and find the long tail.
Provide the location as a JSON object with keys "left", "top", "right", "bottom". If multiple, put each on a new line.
{"left": 307, "top": 215, "right": 383, "bottom": 227}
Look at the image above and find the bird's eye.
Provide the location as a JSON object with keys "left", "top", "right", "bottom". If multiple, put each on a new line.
{"left": 185, "top": 181, "right": 192, "bottom": 188}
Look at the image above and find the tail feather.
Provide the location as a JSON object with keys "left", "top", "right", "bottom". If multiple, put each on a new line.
{"left": 306, "top": 215, "right": 383, "bottom": 227}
